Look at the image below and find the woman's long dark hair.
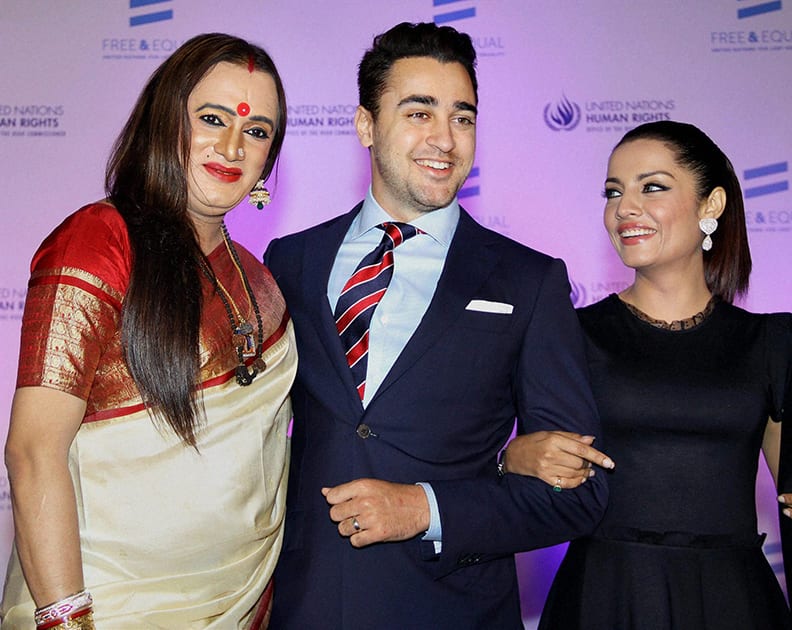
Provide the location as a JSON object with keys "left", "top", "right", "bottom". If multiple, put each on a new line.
{"left": 614, "top": 121, "right": 751, "bottom": 303}
{"left": 105, "top": 33, "right": 287, "bottom": 446}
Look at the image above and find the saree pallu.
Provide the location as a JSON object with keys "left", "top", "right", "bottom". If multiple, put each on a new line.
{"left": 2, "top": 319, "right": 295, "bottom": 628}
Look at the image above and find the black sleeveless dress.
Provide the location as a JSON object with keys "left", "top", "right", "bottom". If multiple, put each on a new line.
{"left": 539, "top": 295, "right": 792, "bottom": 630}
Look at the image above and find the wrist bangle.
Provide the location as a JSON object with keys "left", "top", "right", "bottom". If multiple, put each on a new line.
{"left": 497, "top": 450, "right": 506, "bottom": 478}
{"left": 35, "top": 590, "right": 94, "bottom": 629}
{"left": 38, "top": 608, "right": 95, "bottom": 630}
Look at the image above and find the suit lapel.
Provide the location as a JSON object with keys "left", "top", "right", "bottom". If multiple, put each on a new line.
{"left": 301, "top": 204, "right": 365, "bottom": 411}
{"left": 369, "top": 211, "right": 501, "bottom": 405}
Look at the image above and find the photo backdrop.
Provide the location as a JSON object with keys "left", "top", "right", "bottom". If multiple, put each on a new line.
{"left": 2, "top": 2, "right": 791, "bottom": 626}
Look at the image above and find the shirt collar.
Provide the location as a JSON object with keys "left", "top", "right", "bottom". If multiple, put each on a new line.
{"left": 349, "top": 187, "right": 459, "bottom": 247}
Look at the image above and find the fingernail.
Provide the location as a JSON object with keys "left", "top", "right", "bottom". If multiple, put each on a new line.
{"left": 602, "top": 457, "right": 615, "bottom": 469}
{"left": 779, "top": 495, "right": 787, "bottom": 504}
{"left": 785, "top": 508, "right": 792, "bottom": 519}
{"left": 588, "top": 469, "right": 596, "bottom": 478}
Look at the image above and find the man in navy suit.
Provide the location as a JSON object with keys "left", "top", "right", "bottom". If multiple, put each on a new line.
{"left": 265, "top": 22, "right": 609, "bottom": 629}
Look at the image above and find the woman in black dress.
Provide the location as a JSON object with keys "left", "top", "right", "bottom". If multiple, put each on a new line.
{"left": 504, "top": 121, "right": 792, "bottom": 629}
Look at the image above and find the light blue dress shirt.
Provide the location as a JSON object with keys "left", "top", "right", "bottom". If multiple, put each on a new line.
{"left": 327, "top": 188, "right": 459, "bottom": 549}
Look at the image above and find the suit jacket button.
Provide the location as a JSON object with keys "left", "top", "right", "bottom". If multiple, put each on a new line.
{"left": 356, "top": 424, "right": 371, "bottom": 439}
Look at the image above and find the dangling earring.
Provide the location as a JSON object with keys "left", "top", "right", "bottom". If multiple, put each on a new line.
{"left": 249, "top": 180, "right": 271, "bottom": 210}
{"left": 699, "top": 217, "right": 718, "bottom": 251}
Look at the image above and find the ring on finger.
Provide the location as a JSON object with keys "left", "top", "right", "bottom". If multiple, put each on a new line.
{"left": 352, "top": 517, "right": 361, "bottom": 532}
{"left": 553, "top": 477, "right": 562, "bottom": 493}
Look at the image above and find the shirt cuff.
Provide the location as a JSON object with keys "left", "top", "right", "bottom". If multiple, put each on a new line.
{"left": 416, "top": 482, "right": 442, "bottom": 553}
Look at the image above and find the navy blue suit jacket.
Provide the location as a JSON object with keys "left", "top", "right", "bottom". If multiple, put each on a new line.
{"left": 264, "top": 205, "right": 608, "bottom": 629}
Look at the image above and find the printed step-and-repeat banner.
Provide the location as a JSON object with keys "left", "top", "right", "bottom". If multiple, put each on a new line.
{"left": 2, "top": 2, "right": 790, "bottom": 626}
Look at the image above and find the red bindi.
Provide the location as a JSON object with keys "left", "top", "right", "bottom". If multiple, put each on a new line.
{"left": 237, "top": 102, "right": 250, "bottom": 117}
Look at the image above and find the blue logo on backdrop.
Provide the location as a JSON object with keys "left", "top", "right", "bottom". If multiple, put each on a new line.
{"left": 431, "top": 2, "right": 505, "bottom": 59}
{"left": 130, "top": 0, "right": 173, "bottom": 27}
{"left": 738, "top": 1, "right": 783, "bottom": 19}
{"left": 466, "top": 168, "right": 510, "bottom": 232}
{"left": 711, "top": 1, "right": 791, "bottom": 53}
{"left": 285, "top": 103, "right": 357, "bottom": 138}
{"left": 0, "top": 105, "right": 65, "bottom": 139}
{"left": 100, "top": 1, "right": 179, "bottom": 60}
{"left": 433, "top": 0, "right": 476, "bottom": 25}
{"left": 544, "top": 95, "right": 581, "bottom": 131}
{"left": 744, "top": 161, "right": 789, "bottom": 198}
{"left": 743, "top": 160, "right": 791, "bottom": 233}
{"left": 459, "top": 166, "right": 480, "bottom": 199}
{"left": 545, "top": 93, "right": 677, "bottom": 134}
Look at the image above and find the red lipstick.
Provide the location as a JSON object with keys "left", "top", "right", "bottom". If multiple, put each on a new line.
{"left": 204, "top": 162, "right": 243, "bottom": 183}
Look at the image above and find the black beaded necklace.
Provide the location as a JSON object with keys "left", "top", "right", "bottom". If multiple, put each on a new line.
{"left": 199, "top": 223, "right": 265, "bottom": 386}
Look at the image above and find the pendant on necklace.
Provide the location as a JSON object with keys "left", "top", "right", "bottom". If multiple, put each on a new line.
{"left": 235, "top": 364, "right": 258, "bottom": 386}
{"left": 242, "top": 335, "right": 257, "bottom": 358}
{"left": 234, "top": 321, "right": 254, "bottom": 336}
{"left": 234, "top": 321, "right": 257, "bottom": 358}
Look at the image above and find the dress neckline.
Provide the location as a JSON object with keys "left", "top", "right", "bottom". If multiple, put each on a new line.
{"left": 617, "top": 294, "right": 718, "bottom": 331}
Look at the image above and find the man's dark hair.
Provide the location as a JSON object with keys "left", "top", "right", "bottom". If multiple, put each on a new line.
{"left": 358, "top": 22, "right": 477, "bottom": 118}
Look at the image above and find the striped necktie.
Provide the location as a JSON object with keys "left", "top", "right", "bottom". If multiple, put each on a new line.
{"left": 334, "top": 222, "right": 422, "bottom": 400}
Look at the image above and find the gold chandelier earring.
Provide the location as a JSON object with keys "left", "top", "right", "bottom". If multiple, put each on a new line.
{"left": 249, "top": 180, "right": 271, "bottom": 210}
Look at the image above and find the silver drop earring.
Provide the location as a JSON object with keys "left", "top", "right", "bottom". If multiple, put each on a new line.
{"left": 699, "top": 217, "right": 718, "bottom": 251}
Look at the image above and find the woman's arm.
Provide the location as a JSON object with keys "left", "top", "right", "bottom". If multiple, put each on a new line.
{"left": 762, "top": 417, "right": 781, "bottom": 485}
{"left": 762, "top": 417, "right": 792, "bottom": 520}
{"left": 5, "top": 386, "right": 87, "bottom": 606}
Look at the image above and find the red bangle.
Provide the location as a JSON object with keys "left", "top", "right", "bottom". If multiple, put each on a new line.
{"left": 37, "top": 607, "right": 93, "bottom": 630}
{"left": 35, "top": 589, "right": 94, "bottom": 629}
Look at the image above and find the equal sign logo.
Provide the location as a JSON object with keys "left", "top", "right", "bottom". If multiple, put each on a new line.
{"left": 459, "top": 166, "right": 480, "bottom": 199}
{"left": 737, "top": 0, "right": 783, "bottom": 19}
{"left": 130, "top": 0, "right": 173, "bottom": 27}
{"left": 433, "top": 0, "right": 476, "bottom": 25}
{"left": 743, "top": 161, "right": 789, "bottom": 198}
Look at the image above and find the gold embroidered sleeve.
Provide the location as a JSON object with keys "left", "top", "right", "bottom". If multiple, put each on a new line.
{"left": 17, "top": 267, "right": 124, "bottom": 402}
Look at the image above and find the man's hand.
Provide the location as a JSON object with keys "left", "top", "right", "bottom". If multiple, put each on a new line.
{"left": 503, "top": 431, "right": 615, "bottom": 490}
{"left": 323, "top": 479, "right": 431, "bottom": 548}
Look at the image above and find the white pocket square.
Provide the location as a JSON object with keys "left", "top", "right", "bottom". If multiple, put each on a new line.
{"left": 465, "top": 299, "right": 514, "bottom": 314}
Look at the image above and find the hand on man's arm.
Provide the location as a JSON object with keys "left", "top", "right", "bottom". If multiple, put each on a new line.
{"left": 503, "top": 431, "right": 615, "bottom": 490}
